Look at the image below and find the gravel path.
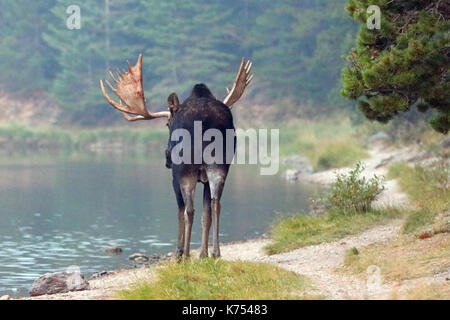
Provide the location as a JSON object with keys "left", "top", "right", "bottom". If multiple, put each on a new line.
{"left": 220, "top": 221, "right": 402, "bottom": 299}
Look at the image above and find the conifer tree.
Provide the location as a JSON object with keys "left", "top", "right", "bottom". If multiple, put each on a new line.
{"left": 132, "top": 0, "right": 238, "bottom": 102}
{"left": 0, "top": 0, "right": 56, "bottom": 93}
{"left": 0, "top": 0, "right": 361, "bottom": 124}
{"left": 342, "top": 0, "right": 450, "bottom": 133}
{"left": 43, "top": 0, "right": 137, "bottom": 123}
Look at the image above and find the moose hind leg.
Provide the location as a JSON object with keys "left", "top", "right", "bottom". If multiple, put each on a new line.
{"left": 207, "top": 170, "right": 226, "bottom": 258}
{"left": 181, "top": 181, "right": 196, "bottom": 258}
{"left": 176, "top": 208, "right": 185, "bottom": 260}
{"left": 173, "top": 180, "right": 185, "bottom": 260}
{"left": 200, "top": 183, "right": 212, "bottom": 258}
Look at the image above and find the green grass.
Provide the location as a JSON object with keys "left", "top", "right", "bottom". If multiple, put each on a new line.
{"left": 341, "top": 233, "right": 450, "bottom": 283}
{"left": 265, "top": 207, "right": 402, "bottom": 255}
{"left": 388, "top": 162, "right": 449, "bottom": 234}
{"left": 314, "top": 142, "right": 368, "bottom": 171}
{"left": 0, "top": 122, "right": 167, "bottom": 152}
{"left": 117, "top": 259, "right": 320, "bottom": 300}
{"left": 278, "top": 117, "right": 368, "bottom": 171}
{"left": 75, "top": 127, "right": 167, "bottom": 145}
{"left": 0, "top": 123, "right": 73, "bottom": 147}
{"left": 406, "top": 283, "right": 450, "bottom": 300}
{"left": 2, "top": 117, "right": 369, "bottom": 172}
{"left": 401, "top": 210, "right": 437, "bottom": 234}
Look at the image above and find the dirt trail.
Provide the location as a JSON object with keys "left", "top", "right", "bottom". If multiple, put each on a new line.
{"left": 302, "top": 143, "right": 422, "bottom": 209}
{"left": 14, "top": 144, "right": 424, "bottom": 300}
{"left": 220, "top": 222, "right": 402, "bottom": 299}
{"left": 219, "top": 144, "right": 426, "bottom": 299}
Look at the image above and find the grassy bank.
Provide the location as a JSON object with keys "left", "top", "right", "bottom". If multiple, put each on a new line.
{"left": 0, "top": 123, "right": 167, "bottom": 152}
{"left": 342, "top": 227, "right": 449, "bottom": 299}
{"left": 1, "top": 117, "right": 371, "bottom": 172}
{"left": 117, "top": 259, "right": 320, "bottom": 300}
{"left": 341, "top": 162, "right": 449, "bottom": 299}
{"left": 279, "top": 117, "right": 368, "bottom": 170}
{"left": 343, "top": 233, "right": 449, "bottom": 282}
{"left": 388, "top": 162, "right": 449, "bottom": 234}
{"left": 266, "top": 208, "right": 402, "bottom": 255}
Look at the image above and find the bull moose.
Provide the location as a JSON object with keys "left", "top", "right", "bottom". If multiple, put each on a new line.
{"left": 100, "top": 55, "right": 253, "bottom": 258}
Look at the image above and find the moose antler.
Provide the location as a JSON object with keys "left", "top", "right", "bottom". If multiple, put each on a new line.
{"left": 223, "top": 58, "right": 253, "bottom": 108}
{"left": 100, "top": 54, "right": 170, "bottom": 121}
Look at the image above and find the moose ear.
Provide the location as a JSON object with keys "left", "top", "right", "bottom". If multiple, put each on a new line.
{"left": 168, "top": 92, "right": 180, "bottom": 114}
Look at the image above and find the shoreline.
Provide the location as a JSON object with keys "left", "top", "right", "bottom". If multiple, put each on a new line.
{"left": 10, "top": 143, "right": 430, "bottom": 300}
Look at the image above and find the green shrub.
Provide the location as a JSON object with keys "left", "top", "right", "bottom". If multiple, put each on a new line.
{"left": 327, "top": 162, "right": 385, "bottom": 214}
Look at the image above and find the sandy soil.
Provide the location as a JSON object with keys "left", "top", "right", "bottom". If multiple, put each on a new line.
{"left": 9, "top": 143, "right": 434, "bottom": 300}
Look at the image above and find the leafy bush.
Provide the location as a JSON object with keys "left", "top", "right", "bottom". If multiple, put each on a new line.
{"left": 327, "top": 162, "right": 385, "bottom": 213}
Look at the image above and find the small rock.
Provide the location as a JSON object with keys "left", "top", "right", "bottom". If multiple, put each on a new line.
{"left": 29, "top": 271, "right": 89, "bottom": 297}
{"left": 0, "top": 295, "right": 10, "bottom": 300}
{"left": 284, "top": 169, "right": 300, "bottom": 181}
{"left": 89, "top": 270, "right": 113, "bottom": 280}
{"left": 104, "top": 246, "right": 123, "bottom": 255}
{"left": 128, "top": 253, "right": 150, "bottom": 263}
{"left": 281, "top": 155, "right": 313, "bottom": 174}
{"left": 441, "top": 136, "right": 450, "bottom": 149}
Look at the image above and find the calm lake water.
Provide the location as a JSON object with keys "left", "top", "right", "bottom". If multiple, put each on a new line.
{"left": 0, "top": 152, "right": 319, "bottom": 296}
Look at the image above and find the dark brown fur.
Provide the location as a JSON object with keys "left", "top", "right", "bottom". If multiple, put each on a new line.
{"left": 166, "top": 84, "right": 235, "bottom": 258}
